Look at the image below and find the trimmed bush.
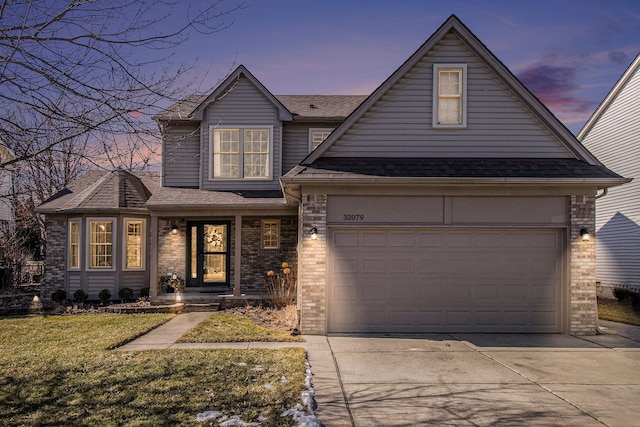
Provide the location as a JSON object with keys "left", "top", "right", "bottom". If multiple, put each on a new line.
{"left": 612, "top": 286, "right": 634, "bottom": 302}
{"left": 51, "top": 289, "right": 67, "bottom": 304}
{"left": 139, "top": 287, "right": 150, "bottom": 298}
{"left": 118, "top": 287, "right": 134, "bottom": 302}
{"left": 73, "top": 290, "right": 89, "bottom": 304}
{"left": 98, "top": 289, "right": 112, "bottom": 305}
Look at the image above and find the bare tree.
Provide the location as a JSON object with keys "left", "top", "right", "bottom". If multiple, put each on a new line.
{"left": 0, "top": 0, "right": 243, "bottom": 170}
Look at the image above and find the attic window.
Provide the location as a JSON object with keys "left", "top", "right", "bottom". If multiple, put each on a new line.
{"left": 433, "top": 64, "right": 467, "bottom": 128}
{"left": 309, "top": 128, "right": 332, "bottom": 151}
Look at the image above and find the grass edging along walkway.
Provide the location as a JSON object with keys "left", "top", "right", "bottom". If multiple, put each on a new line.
{"left": 0, "top": 313, "right": 307, "bottom": 427}
{"left": 177, "top": 312, "right": 304, "bottom": 343}
{"left": 598, "top": 298, "right": 640, "bottom": 327}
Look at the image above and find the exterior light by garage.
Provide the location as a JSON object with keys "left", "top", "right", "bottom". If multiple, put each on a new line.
{"left": 171, "top": 224, "right": 178, "bottom": 234}
{"left": 580, "top": 228, "right": 590, "bottom": 241}
{"left": 310, "top": 227, "right": 318, "bottom": 240}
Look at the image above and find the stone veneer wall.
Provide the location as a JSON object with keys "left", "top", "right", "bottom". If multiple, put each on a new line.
{"left": 41, "top": 216, "right": 66, "bottom": 301}
{"left": 299, "top": 194, "right": 327, "bottom": 334}
{"left": 569, "top": 195, "right": 598, "bottom": 336}
{"left": 241, "top": 217, "right": 298, "bottom": 294}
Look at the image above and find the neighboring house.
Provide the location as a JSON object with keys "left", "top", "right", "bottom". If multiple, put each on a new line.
{"left": 0, "top": 144, "right": 16, "bottom": 225}
{"left": 37, "top": 15, "right": 627, "bottom": 335}
{"left": 578, "top": 53, "right": 640, "bottom": 294}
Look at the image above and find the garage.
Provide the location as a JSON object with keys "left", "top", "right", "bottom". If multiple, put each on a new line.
{"left": 327, "top": 227, "right": 564, "bottom": 333}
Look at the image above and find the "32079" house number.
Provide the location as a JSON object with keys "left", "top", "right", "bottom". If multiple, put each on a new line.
{"left": 343, "top": 214, "right": 364, "bottom": 221}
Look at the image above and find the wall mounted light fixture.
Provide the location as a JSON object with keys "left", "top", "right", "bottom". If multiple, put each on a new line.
{"left": 580, "top": 228, "right": 590, "bottom": 241}
{"left": 171, "top": 224, "right": 179, "bottom": 234}
{"left": 310, "top": 227, "right": 318, "bottom": 240}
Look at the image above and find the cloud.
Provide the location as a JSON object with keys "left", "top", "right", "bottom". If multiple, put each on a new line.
{"left": 608, "top": 50, "right": 629, "bottom": 65}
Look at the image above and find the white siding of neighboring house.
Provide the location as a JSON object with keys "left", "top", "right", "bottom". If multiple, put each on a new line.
{"left": 200, "top": 76, "right": 283, "bottom": 191}
{"left": 162, "top": 122, "right": 201, "bottom": 188}
{"left": 324, "top": 32, "right": 575, "bottom": 159}
{"left": 580, "top": 56, "right": 640, "bottom": 290}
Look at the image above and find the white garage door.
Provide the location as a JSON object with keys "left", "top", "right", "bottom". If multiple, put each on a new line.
{"left": 328, "top": 228, "right": 564, "bottom": 333}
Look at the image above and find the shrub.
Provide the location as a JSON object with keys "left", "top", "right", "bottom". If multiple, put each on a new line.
{"left": 118, "top": 287, "right": 134, "bottom": 302}
{"left": 159, "top": 274, "right": 185, "bottom": 293}
{"left": 73, "top": 289, "right": 89, "bottom": 304}
{"left": 263, "top": 262, "right": 297, "bottom": 309}
{"left": 612, "top": 285, "right": 634, "bottom": 302}
{"left": 51, "top": 289, "right": 67, "bottom": 304}
{"left": 98, "top": 289, "right": 112, "bottom": 305}
{"left": 139, "top": 287, "right": 150, "bottom": 298}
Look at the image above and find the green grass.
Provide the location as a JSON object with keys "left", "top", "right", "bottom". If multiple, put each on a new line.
{"left": 598, "top": 298, "right": 640, "bottom": 326}
{"left": 177, "top": 312, "right": 304, "bottom": 343}
{"left": 0, "top": 314, "right": 307, "bottom": 426}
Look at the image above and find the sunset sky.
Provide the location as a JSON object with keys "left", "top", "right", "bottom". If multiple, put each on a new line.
{"left": 172, "top": 0, "right": 640, "bottom": 134}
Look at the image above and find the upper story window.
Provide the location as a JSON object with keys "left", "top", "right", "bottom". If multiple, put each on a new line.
{"left": 124, "top": 219, "right": 145, "bottom": 270}
{"left": 433, "top": 64, "right": 467, "bottom": 128}
{"left": 309, "top": 128, "right": 333, "bottom": 151}
{"left": 88, "top": 219, "right": 114, "bottom": 269}
{"left": 211, "top": 127, "right": 271, "bottom": 179}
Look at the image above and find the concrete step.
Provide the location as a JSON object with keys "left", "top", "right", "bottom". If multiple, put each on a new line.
{"left": 184, "top": 302, "right": 220, "bottom": 312}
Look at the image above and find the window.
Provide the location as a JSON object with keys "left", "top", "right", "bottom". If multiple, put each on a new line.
{"left": 69, "top": 220, "right": 80, "bottom": 269}
{"left": 211, "top": 127, "right": 271, "bottom": 179}
{"left": 89, "top": 219, "right": 113, "bottom": 269}
{"left": 124, "top": 219, "right": 145, "bottom": 270}
{"left": 433, "top": 64, "right": 467, "bottom": 128}
{"left": 309, "top": 128, "right": 333, "bottom": 151}
{"left": 262, "top": 220, "right": 280, "bottom": 249}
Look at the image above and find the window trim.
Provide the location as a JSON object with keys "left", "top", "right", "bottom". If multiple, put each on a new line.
{"left": 309, "top": 128, "right": 333, "bottom": 152}
{"left": 261, "top": 219, "right": 280, "bottom": 250}
{"left": 86, "top": 217, "right": 116, "bottom": 271}
{"left": 68, "top": 219, "right": 81, "bottom": 270}
{"left": 209, "top": 126, "right": 273, "bottom": 181}
{"left": 123, "top": 218, "right": 146, "bottom": 271}
{"left": 432, "top": 63, "right": 467, "bottom": 129}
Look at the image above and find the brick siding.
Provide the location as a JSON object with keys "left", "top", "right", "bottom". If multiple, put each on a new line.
{"left": 41, "top": 216, "right": 66, "bottom": 301}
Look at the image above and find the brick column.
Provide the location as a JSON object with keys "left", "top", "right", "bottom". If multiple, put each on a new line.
{"left": 299, "top": 193, "right": 327, "bottom": 334}
{"left": 569, "top": 195, "right": 597, "bottom": 335}
{"left": 41, "top": 216, "right": 66, "bottom": 301}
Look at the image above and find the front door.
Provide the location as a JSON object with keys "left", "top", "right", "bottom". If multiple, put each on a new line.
{"left": 187, "top": 222, "right": 230, "bottom": 287}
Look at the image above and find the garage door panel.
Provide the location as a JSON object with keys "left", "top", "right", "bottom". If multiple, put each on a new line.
{"left": 328, "top": 228, "right": 564, "bottom": 333}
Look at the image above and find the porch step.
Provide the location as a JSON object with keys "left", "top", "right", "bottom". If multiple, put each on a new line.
{"left": 184, "top": 302, "right": 221, "bottom": 312}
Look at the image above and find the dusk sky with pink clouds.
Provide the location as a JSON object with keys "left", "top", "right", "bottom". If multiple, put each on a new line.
{"left": 169, "top": 0, "right": 639, "bottom": 135}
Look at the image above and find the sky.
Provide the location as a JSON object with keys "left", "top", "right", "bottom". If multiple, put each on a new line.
{"left": 170, "top": 0, "right": 640, "bottom": 135}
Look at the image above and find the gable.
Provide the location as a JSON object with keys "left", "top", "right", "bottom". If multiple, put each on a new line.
{"left": 318, "top": 30, "right": 573, "bottom": 159}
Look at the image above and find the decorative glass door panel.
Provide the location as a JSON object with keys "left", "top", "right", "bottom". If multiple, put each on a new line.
{"left": 187, "top": 222, "right": 230, "bottom": 287}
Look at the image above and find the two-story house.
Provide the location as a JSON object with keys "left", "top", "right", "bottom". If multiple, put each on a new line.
{"left": 37, "top": 15, "right": 628, "bottom": 335}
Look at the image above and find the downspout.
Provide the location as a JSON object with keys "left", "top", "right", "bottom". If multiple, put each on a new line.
{"left": 594, "top": 187, "right": 606, "bottom": 334}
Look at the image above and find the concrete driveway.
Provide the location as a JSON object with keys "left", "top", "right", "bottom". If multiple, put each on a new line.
{"left": 305, "top": 320, "right": 640, "bottom": 426}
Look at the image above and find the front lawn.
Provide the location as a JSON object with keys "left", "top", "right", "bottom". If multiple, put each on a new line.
{"left": 598, "top": 297, "right": 640, "bottom": 326}
{"left": 178, "top": 312, "right": 304, "bottom": 343}
{"left": 0, "top": 314, "right": 306, "bottom": 426}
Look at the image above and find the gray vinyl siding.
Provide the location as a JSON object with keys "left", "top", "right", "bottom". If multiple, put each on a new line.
{"left": 201, "top": 76, "right": 283, "bottom": 191}
{"left": 162, "top": 123, "right": 201, "bottom": 188}
{"left": 282, "top": 122, "right": 339, "bottom": 173}
{"left": 581, "top": 64, "right": 640, "bottom": 288}
{"left": 85, "top": 273, "right": 117, "bottom": 299}
{"left": 324, "top": 32, "right": 574, "bottom": 159}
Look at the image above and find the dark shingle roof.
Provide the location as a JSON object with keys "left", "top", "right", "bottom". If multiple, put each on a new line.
{"left": 37, "top": 169, "right": 160, "bottom": 213}
{"left": 291, "top": 158, "right": 623, "bottom": 179}
{"left": 145, "top": 187, "right": 286, "bottom": 210}
{"left": 154, "top": 94, "right": 367, "bottom": 122}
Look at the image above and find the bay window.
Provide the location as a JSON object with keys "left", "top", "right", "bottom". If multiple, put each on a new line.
{"left": 89, "top": 219, "right": 114, "bottom": 269}
{"left": 124, "top": 219, "right": 145, "bottom": 270}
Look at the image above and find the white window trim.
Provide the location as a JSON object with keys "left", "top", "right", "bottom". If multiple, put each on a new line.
{"left": 86, "top": 217, "right": 117, "bottom": 271}
{"left": 123, "top": 218, "right": 146, "bottom": 271}
{"left": 308, "top": 128, "right": 333, "bottom": 152}
{"left": 261, "top": 219, "right": 280, "bottom": 250}
{"left": 209, "top": 125, "right": 274, "bottom": 181}
{"left": 68, "top": 219, "right": 81, "bottom": 271}
{"left": 432, "top": 63, "right": 467, "bottom": 129}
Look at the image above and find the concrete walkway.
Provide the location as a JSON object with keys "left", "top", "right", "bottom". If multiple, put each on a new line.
{"left": 116, "top": 313, "right": 640, "bottom": 426}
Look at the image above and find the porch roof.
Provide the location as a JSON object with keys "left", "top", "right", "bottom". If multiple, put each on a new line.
{"left": 145, "top": 187, "right": 289, "bottom": 211}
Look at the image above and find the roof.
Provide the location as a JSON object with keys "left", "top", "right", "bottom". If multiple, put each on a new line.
{"left": 285, "top": 158, "right": 624, "bottom": 180}
{"left": 302, "top": 14, "right": 601, "bottom": 166}
{"left": 577, "top": 52, "right": 640, "bottom": 140}
{"left": 145, "top": 187, "right": 287, "bottom": 210}
{"left": 37, "top": 169, "right": 160, "bottom": 214}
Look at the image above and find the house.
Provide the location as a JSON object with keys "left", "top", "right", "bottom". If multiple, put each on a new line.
{"left": 0, "top": 144, "right": 15, "bottom": 225}
{"left": 578, "top": 53, "right": 640, "bottom": 295}
{"left": 37, "top": 15, "right": 627, "bottom": 335}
